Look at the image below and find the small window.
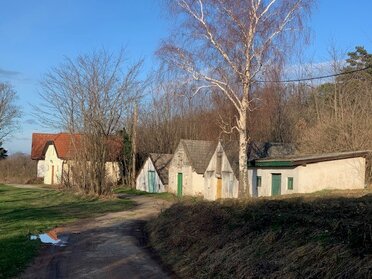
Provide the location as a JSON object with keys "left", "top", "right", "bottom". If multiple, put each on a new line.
{"left": 256, "top": 176, "right": 262, "bottom": 187}
{"left": 288, "top": 177, "right": 294, "bottom": 190}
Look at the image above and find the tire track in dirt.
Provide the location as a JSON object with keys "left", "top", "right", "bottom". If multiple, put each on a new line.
{"left": 20, "top": 195, "right": 174, "bottom": 279}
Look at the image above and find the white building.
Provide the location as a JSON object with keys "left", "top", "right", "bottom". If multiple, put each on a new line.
{"left": 136, "top": 153, "right": 173, "bottom": 193}
{"left": 168, "top": 139, "right": 216, "bottom": 197}
{"left": 249, "top": 151, "right": 368, "bottom": 197}
{"left": 31, "top": 133, "right": 122, "bottom": 185}
{"left": 204, "top": 141, "right": 239, "bottom": 200}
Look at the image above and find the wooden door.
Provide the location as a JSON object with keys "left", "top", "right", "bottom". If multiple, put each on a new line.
{"left": 148, "top": 171, "right": 156, "bottom": 193}
{"left": 216, "top": 178, "right": 222, "bottom": 199}
{"left": 271, "top": 174, "right": 281, "bottom": 196}
{"left": 51, "top": 165, "right": 55, "bottom": 185}
{"left": 177, "top": 173, "right": 183, "bottom": 197}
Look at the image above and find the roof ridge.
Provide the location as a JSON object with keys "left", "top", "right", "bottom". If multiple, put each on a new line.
{"left": 181, "top": 139, "right": 214, "bottom": 143}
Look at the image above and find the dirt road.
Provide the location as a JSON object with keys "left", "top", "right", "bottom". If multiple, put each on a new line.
{"left": 20, "top": 195, "right": 174, "bottom": 279}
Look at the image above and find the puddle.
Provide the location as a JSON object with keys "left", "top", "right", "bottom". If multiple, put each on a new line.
{"left": 30, "top": 229, "right": 68, "bottom": 246}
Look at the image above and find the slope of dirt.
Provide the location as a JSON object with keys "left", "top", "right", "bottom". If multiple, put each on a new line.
{"left": 20, "top": 195, "right": 174, "bottom": 279}
{"left": 147, "top": 193, "right": 372, "bottom": 279}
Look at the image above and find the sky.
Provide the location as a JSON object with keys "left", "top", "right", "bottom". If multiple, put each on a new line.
{"left": 0, "top": 0, "right": 371, "bottom": 154}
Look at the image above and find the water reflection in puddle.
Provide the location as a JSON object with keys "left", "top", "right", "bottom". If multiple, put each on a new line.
{"left": 30, "top": 229, "right": 68, "bottom": 246}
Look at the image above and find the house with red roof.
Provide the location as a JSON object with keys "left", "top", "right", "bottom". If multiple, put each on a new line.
{"left": 31, "top": 133, "right": 123, "bottom": 185}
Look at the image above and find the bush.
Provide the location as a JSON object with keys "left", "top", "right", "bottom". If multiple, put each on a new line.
{"left": 0, "top": 153, "right": 37, "bottom": 184}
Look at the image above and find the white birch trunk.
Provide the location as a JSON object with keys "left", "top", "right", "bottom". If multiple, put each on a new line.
{"left": 238, "top": 101, "right": 250, "bottom": 198}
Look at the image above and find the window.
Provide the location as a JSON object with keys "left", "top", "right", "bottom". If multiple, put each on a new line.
{"left": 256, "top": 176, "right": 262, "bottom": 187}
{"left": 288, "top": 177, "right": 294, "bottom": 190}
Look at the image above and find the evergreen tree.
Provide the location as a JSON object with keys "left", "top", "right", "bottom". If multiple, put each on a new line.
{"left": 0, "top": 143, "right": 8, "bottom": 160}
{"left": 341, "top": 46, "right": 372, "bottom": 76}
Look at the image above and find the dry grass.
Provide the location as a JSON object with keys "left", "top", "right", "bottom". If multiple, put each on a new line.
{"left": 0, "top": 153, "right": 37, "bottom": 184}
{"left": 147, "top": 190, "right": 372, "bottom": 279}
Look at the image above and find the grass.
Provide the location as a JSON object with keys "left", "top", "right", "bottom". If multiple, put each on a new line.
{"left": 0, "top": 184, "right": 134, "bottom": 279}
{"left": 114, "top": 187, "right": 176, "bottom": 201}
{"left": 147, "top": 192, "right": 372, "bottom": 279}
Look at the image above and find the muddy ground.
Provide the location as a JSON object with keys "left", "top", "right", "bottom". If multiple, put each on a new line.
{"left": 20, "top": 195, "right": 174, "bottom": 279}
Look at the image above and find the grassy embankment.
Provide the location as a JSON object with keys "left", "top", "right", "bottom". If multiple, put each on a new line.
{"left": 0, "top": 184, "right": 134, "bottom": 279}
{"left": 147, "top": 190, "right": 372, "bottom": 279}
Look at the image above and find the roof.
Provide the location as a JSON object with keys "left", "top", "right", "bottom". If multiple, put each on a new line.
{"left": 219, "top": 141, "right": 297, "bottom": 177}
{"left": 220, "top": 141, "right": 239, "bottom": 178}
{"left": 249, "top": 150, "right": 370, "bottom": 168}
{"left": 149, "top": 153, "right": 173, "bottom": 185}
{"left": 248, "top": 141, "right": 297, "bottom": 160}
{"left": 31, "top": 133, "right": 80, "bottom": 160}
{"left": 31, "top": 133, "right": 122, "bottom": 161}
{"left": 181, "top": 139, "right": 217, "bottom": 174}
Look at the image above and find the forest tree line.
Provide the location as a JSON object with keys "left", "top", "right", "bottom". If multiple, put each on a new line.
{"left": 135, "top": 46, "right": 372, "bottom": 181}
{"left": 0, "top": 0, "right": 370, "bottom": 194}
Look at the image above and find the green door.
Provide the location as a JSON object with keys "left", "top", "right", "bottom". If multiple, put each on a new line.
{"left": 271, "top": 174, "right": 281, "bottom": 196}
{"left": 177, "top": 173, "right": 183, "bottom": 197}
{"left": 148, "top": 171, "right": 156, "bottom": 193}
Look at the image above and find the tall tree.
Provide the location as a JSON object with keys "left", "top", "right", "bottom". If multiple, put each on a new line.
{"left": 158, "top": 0, "right": 312, "bottom": 197}
{"left": 0, "top": 83, "right": 21, "bottom": 142}
{"left": 37, "top": 49, "right": 143, "bottom": 195}
{"left": 298, "top": 46, "right": 372, "bottom": 152}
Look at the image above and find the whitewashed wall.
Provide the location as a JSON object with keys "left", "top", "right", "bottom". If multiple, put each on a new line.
{"left": 61, "top": 160, "right": 120, "bottom": 185}
{"left": 168, "top": 144, "right": 196, "bottom": 196}
{"left": 37, "top": 160, "right": 45, "bottom": 178}
{"left": 43, "top": 145, "right": 121, "bottom": 185}
{"left": 204, "top": 142, "right": 239, "bottom": 201}
{"left": 297, "top": 157, "right": 365, "bottom": 192}
{"left": 105, "top": 162, "right": 121, "bottom": 183}
{"left": 136, "top": 157, "right": 165, "bottom": 193}
{"left": 249, "top": 156, "right": 366, "bottom": 197}
{"left": 192, "top": 172, "right": 204, "bottom": 196}
{"left": 249, "top": 167, "right": 299, "bottom": 197}
{"left": 44, "top": 145, "right": 64, "bottom": 185}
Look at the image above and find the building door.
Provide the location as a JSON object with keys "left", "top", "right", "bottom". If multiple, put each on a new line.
{"left": 216, "top": 178, "right": 222, "bottom": 199}
{"left": 51, "top": 165, "right": 55, "bottom": 185}
{"left": 271, "top": 174, "right": 281, "bottom": 196}
{"left": 177, "top": 173, "right": 183, "bottom": 197}
{"left": 148, "top": 171, "right": 156, "bottom": 193}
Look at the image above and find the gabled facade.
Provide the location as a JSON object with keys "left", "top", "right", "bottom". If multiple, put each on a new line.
{"left": 204, "top": 141, "right": 239, "bottom": 200}
{"left": 136, "top": 153, "right": 173, "bottom": 193}
{"left": 43, "top": 142, "right": 64, "bottom": 184}
{"left": 168, "top": 139, "right": 216, "bottom": 197}
{"left": 31, "top": 133, "right": 122, "bottom": 185}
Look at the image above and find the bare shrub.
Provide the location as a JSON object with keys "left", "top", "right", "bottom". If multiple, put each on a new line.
{"left": 0, "top": 153, "right": 37, "bottom": 184}
{"left": 36, "top": 49, "right": 143, "bottom": 195}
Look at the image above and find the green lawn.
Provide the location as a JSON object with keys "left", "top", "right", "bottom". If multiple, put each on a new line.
{"left": 0, "top": 184, "right": 134, "bottom": 279}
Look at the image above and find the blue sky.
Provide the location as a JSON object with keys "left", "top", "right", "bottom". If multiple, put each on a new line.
{"left": 0, "top": 0, "right": 371, "bottom": 154}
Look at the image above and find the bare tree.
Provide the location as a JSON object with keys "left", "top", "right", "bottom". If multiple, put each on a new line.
{"left": 37, "top": 49, "right": 143, "bottom": 195}
{"left": 0, "top": 153, "right": 37, "bottom": 184}
{"left": 0, "top": 83, "right": 21, "bottom": 142}
{"left": 298, "top": 47, "right": 372, "bottom": 153}
{"left": 158, "top": 0, "right": 312, "bottom": 197}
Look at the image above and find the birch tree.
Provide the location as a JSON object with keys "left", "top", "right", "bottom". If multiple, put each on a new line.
{"left": 0, "top": 83, "right": 20, "bottom": 142}
{"left": 158, "top": 0, "right": 312, "bottom": 197}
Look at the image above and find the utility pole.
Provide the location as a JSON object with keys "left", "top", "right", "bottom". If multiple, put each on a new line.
{"left": 131, "top": 103, "right": 138, "bottom": 189}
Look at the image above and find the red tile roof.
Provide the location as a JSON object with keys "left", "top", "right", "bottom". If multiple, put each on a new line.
{"left": 31, "top": 133, "right": 122, "bottom": 161}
